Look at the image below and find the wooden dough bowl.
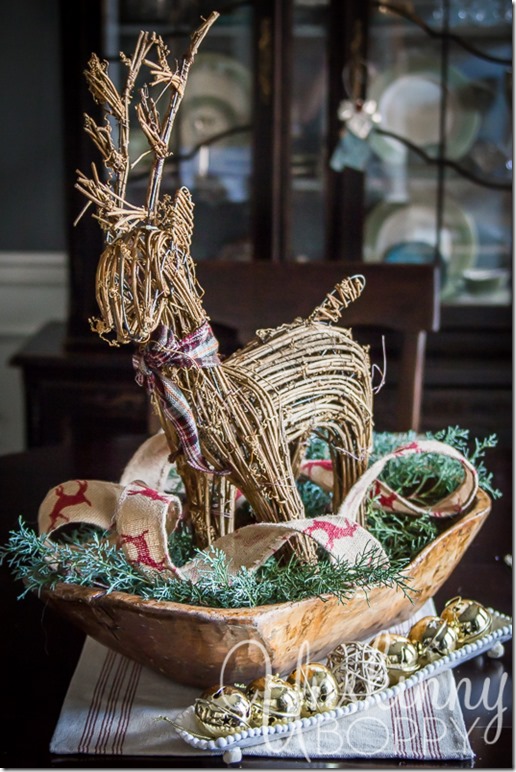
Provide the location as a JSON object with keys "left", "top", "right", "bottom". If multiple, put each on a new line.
{"left": 41, "top": 490, "right": 490, "bottom": 688}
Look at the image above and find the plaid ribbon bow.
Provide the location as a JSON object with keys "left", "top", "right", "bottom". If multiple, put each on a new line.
{"left": 133, "top": 322, "right": 228, "bottom": 474}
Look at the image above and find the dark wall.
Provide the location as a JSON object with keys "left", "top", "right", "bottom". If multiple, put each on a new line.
{"left": 0, "top": 0, "right": 65, "bottom": 250}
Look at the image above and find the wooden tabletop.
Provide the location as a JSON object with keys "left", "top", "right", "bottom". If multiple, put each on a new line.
{"left": 1, "top": 436, "right": 512, "bottom": 768}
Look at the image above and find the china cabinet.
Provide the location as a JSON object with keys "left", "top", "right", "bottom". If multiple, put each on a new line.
{"left": 356, "top": 0, "right": 512, "bottom": 446}
{"left": 11, "top": 0, "right": 512, "bottom": 447}
{"left": 362, "top": 0, "right": 512, "bottom": 301}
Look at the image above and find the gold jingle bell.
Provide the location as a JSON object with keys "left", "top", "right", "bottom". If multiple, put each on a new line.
{"left": 370, "top": 632, "right": 420, "bottom": 684}
{"left": 245, "top": 674, "right": 302, "bottom": 727}
{"left": 409, "top": 615, "right": 458, "bottom": 664}
{"left": 287, "top": 662, "right": 339, "bottom": 717}
{"left": 440, "top": 597, "right": 492, "bottom": 644}
{"left": 194, "top": 684, "right": 252, "bottom": 737}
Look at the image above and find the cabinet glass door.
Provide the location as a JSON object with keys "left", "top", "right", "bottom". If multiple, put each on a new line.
{"left": 103, "top": 0, "right": 254, "bottom": 262}
{"left": 288, "top": 0, "right": 329, "bottom": 262}
{"left": 362, "top": 0, "right": 512, "bottom": 305}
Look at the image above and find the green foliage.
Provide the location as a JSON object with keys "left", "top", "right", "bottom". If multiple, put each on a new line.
{"left": 304, "top": 432, "right": 331, "bottom": 460}
{"left": 167, "top": 524, "right": 195, "bottom": 566}
{"left": 0, "top": 428, "right": 500, "bottom": 609}
{"left": 296, "top": 479, "right": 332, "bottom": 517}
{"left": 303, "top": 426, "right": 501, "bottom": 564}
{"left": 165, "top": 465, "right": 186, "bottom": 496}
{"left": 366, "top": 502, "right": 440, "bottom": 564}
{"left": 1, "top": 518, "right": 410, "bottom": 608}
{"left": 371, "top": 426, "right": 501, "bottom": 503}
{"left": 0, "top": 518, "right": 147, "bottom": 599}
{"left": 146, "top": 546, "right": 411, "bottom": 608}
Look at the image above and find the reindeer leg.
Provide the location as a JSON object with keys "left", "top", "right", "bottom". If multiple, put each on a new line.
{"left": 152, "top": 401, "right": 215, "bottom": 549}
{"left": 233, "top": 463, "right": 316, "bottom": 564}
{"left": 330, "top": 442, "right": 346, "bottom": 511}
{"left": 217, "top": 476, "right": 237, "bottom": 538}
{"left": 176, "top": 458, "right": 217, "bottom": 548}
{"left": 289, "top": 434, "right": 311, "bottom": 480}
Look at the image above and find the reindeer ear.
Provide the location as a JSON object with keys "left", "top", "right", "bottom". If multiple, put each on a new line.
{"left": 171, "top": 186, "right": 195, "bottom": 256}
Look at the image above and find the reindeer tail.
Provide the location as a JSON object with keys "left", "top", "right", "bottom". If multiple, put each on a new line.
{"left": 307, "top": 274, "right": 366, "bottom": 324}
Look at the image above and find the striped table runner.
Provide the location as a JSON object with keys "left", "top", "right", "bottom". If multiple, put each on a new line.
{"left": 50, "top": 599, "right": 474, "bottom": 761}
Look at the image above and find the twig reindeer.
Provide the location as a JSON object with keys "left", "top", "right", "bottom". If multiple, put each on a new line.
{"left": 76, "top": 13, "right": 374, "bottom": 555}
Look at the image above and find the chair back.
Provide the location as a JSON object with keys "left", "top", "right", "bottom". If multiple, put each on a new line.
{"left": 196, "top": 262, "right": 440, "bottom": 433}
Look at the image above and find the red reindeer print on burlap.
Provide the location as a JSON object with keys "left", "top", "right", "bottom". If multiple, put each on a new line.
{"left": 119, "top": 529, "right": 169, "bottom": 571}
{"left": 48, "top": 480, "right": 92, "bottom": 529}
{"left": 302, "top": 459, "right": 333, "bottom": 473}
{"left": 393, "top": 441, "right": 420, "bottom": 456}
{"left": 127, "top": 484, "right": 171, "bottom": 504}
{"left": 372, "top": 480, "right": 398, "bottom": 509}
{"left": 433, "top": 501, "right": 464, "bottom": 518}
{"left": 304, "top": 518, "right": 359, "bottom": 551}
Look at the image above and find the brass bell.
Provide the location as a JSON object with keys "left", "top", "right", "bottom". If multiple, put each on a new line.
{"left": 194, "top": 684, "right": 252, "bottom": 737}
{"left": 370, "top": 632, "right": 420, "bottom": 684}
{"left": 409, "top": 615, "right": 458, "bottom": 664}
{"left": 245, "top": 674, "right": 302, "bottom": 727}
{"left": 440, "top": 597, "right": 492, "bottom": 644}
{"left": 287, "top": 662, "right": 339, "bottom": 716}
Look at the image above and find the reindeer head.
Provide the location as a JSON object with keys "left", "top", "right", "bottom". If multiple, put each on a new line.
{"left": 76, "top": 14, "right": 218, "bottom": 345}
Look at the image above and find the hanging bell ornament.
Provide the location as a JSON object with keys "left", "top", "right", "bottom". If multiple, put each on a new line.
{"left": 286, "top": 662, "right": 339, "bottom": 717}
{"left": 440, "top": 597, "right": 492, "bottom": 644}
{"left": 370, "top": 632, "right": 420, "bottom": 685}
{"left": 194, "top": 684, "right": 252, "bottom": 738}
{"left": 245, "top": 674, "right": 302, "bottom": 727}
{"left": 409, "top": 615, "right": 458, "bottom": 664}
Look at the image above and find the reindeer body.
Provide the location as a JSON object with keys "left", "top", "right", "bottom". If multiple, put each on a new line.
{"left": 163, "top": 319, "right": 373, "bottom": 544}
{"left": 215, "top": 322, "right": 371, "bottom": 535}
{"left": 118, "top": 190, "right": 374, "bottom": 547}
{"left": 77, "top": 19, "right": 374, "bottom": 550}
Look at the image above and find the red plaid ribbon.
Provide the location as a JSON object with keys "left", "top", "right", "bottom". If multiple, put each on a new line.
{"left": 133, "top": 322, "right": 228, "bottom": 474}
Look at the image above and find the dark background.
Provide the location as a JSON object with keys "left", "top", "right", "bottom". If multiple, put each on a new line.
{"left": 0, "top": 1, "right": 65, "bottom": 251}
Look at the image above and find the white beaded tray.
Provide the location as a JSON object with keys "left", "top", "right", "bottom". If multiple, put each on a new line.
{"left": 173, "top": 608, "right": 512, "bottom": 752}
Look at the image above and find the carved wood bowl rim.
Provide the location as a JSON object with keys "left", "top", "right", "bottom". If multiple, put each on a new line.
{"left": 43, "top": 488, "right": 490, "bottom": 616}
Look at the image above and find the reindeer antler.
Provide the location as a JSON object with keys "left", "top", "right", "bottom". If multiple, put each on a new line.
{"left": 143, "top": 12, "right": 219, "bottom": 216}
{"left": 82, "top": 33, "right": 155, "bottom": 206}
{"left": 77, "top": 12, "right": 219, "bottom": 235}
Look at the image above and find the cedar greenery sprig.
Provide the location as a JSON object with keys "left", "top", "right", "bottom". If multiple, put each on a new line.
{"left": 0, "top": 519, "right": 410, "bottom": 609}
{"left": 1, "top": 518, "right": 146, "bottom": 600}
{"left": 303, "top": 427, "right": 501, "bottom": 564}
{"left": 295, "top": 431, "right": 333, "bottom": 516}
{"left": 366, "top": 502, "right": 440, "bottom": 564}
{"left": 364, "top": 427, "right": 501, "bottom": 563}
{"left": 370, "top": 426, "right": 501, "bottom": 503}
{"left": 0, "top": 428, "right": 500, "bottom": 608}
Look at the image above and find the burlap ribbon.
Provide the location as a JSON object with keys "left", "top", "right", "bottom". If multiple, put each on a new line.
{"left": 336, "top": 439, "right": 478, "bottom": 519}
{"left": 38, "top": 481, "right": 383, "bottom": 583}
{"left": 38, "top": 437, "right": 479, "bottom": 584}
